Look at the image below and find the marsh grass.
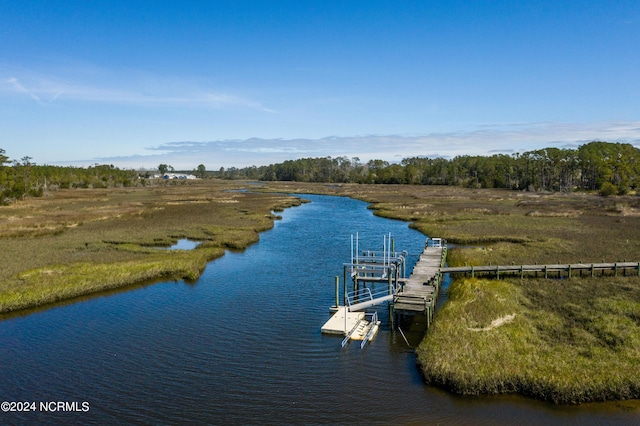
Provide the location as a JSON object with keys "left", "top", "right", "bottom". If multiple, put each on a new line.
{"left": 255, "top": 182, "right": 640, "bottom": 403}
{"left": 3, "top": 180, "right": 640, "bottom": 403}
{"left": 416, "top": 276, "right": 640, "bottom": 403}
{"left": 258, "top": 182, "right": 640, "bottom": 264}
{"left": 0, "top": 246, "right": 225, "bottom": 313}
{"left": 0, "top": 181, "right": 303, "bottom": 313}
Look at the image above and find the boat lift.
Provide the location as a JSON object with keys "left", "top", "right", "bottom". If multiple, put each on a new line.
{"left": 321, "top": 233, "right": 406, "bottom": 348}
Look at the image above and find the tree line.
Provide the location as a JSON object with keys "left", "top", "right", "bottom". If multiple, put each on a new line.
{"left": 0, "top": 149, "right": 138, "bottom": 205}
{"left": 3, "top": 140, "right": 638, "bottom": 204}
{"left": 218, "top": 141, "right": 640, "bottom": 195}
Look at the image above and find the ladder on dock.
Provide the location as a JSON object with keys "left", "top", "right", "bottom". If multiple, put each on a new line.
{"left": 340, "top": 312, "right": 380, "bottom": 348}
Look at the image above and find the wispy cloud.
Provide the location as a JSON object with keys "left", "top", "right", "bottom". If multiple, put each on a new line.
{"left": 71, "top": 120, "right": 640, "bottom": 170}
{"left": 5, "top": 77, "right": 63, "bottom": 104}
{"left": 1, "top": 72, "right": 273, "bottom": 111}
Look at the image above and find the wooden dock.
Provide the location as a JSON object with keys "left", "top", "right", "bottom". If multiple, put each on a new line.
{"left": 393, "top": 239, "right": 447, "bottom": 325}
{"left": 323, "top": 233, "right": 640, "bottom": 349}
{"left": 441, "top": 261, "right": 640, "bottom": 279}
{"left": 322, "top": 236, "right": 446, "bottom": 346}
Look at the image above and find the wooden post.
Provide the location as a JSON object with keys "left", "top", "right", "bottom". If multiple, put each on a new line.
{"left": 544, "top": 265, "right": 548, "bottom": 279}
{"left": 335, "top": 276, "right": 339, "bottom": 307}
{"left": 568, "top": 264, "right": 572, "bottom": 279}
{"left": 389, "top": 301, "right": 394, "bottom": 330}
{"left": 343, "top": 265, "right": 348, "bottom": 306}
{"left": 615, "top": 263, "right": 618, "bottom": 277}
{"left": 591, "top": 264, "right": 595, "bottom": 278}
{"left": 471, "top": 265, "right": 474, "bottom": 278}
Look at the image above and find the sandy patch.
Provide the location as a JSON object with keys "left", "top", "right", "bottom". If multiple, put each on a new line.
{"left": 467, "top": 313, "right": 516, "bottom": 331}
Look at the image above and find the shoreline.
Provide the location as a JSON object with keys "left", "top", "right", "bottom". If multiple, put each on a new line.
{"left": 2, "top": 181, "right": 640, "bottom": 406}
{"left": 258, "top": 182, "right": 640, "bottom": 405}
{"left": 0, "top": 181, "right": 305, "bottom": 316}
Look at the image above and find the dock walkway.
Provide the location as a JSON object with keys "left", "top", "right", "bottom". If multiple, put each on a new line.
{"left": 321, "top": 236, "right": 446, "bottom": 346}
{"left": 323, "top": 234, "right": 639, "bottom": 349}
{"left": 394, "top": 243, "right": 445, "bottom": 314}
{"left": 441, "top": 261, "right": 640, "bottom": 278}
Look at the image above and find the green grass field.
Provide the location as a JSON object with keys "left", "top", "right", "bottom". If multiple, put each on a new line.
{"left": 416, "top": 276, "right": 640, "bottom": 404}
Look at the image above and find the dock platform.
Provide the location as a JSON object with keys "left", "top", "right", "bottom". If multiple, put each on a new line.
{"left": 321, "top": 307, "right": 365, "bottom": 335}
{"left": 321, "top": 235, "right": 446, "bottom": 347}
{"left": 394, "top": 240, "right": 445, "bottom": 314}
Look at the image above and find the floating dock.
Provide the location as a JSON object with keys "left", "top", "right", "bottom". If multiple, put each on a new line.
{"left": 322, "top": 235, "right": 445, "bottom": 347}
{"left": 321, "top": 307, "right": 381, "bottom": 349}
{"left": 320, "top": 307, "right": 364, "bottom": 335}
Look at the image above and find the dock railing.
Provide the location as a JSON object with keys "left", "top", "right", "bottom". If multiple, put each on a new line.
{"left": 441, "top": 261, "right": 640, "bottom": 279}
{"left": 346, "top": 287, "right": 395, "bottom": 311}
{"left": 341, "top": 318, "right": 362, "bottom": 347}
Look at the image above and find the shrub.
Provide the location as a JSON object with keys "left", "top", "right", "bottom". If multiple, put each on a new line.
{"left": 599, "top": 182, "right": 617, "bottom": 197}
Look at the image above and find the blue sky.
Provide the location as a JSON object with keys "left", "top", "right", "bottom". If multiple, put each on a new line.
{"left": 1, "top": 0, "right": 639, "bottom": 170}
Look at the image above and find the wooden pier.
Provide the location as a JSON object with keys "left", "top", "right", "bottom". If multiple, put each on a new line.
{"left": 394, "top": 242, "right": 445, "bottom": 312}
{"left": 393, "top": 238, "right": 447, "bottom": 327}
{"left": 321, "top": 236, "right": 448, "bottom": 346}
{"left": 441, "top": 261, "right": 640, "bottom": 279}
{"left": 323, "top": 233, "right": 639, "bottom": 348}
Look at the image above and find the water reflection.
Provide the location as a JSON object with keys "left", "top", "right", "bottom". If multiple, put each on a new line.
{"left": 168, "top": 239, "right": 200, "bottom": 250}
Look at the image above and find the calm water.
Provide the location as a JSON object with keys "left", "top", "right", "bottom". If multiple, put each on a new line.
{"left": 1, "top": 194, "right": 638, "bottom": 425}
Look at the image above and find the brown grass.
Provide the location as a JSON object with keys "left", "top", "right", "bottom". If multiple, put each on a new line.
{"left": 0, "top": 180, "right": 303, "bottom": 314}
{"left": 255, "top": 182, "right": 640, "bottom": 265}
{"left": 3, "top": 179, "right": 640, "bottom": 404}
{"left": 252, "top": 182, "right": 640, "bottom": 403}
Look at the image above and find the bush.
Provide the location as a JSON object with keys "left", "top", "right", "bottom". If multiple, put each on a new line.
{"left": 599, "top": 182, "right": 617, "bottom": 197}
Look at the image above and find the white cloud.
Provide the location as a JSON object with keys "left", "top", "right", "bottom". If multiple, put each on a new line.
{"left": 62, "top": 120, "right": 640, "bottom": 170}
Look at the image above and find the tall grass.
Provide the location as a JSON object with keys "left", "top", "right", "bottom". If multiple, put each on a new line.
{"left": 258, "top": 182, "right": 640, "bottom": 264}
{"left": 416, "top": 276, "right": 640, "bottom": 403}
{"left": 0, "top": 247, "right": 225, "bottom": 314}
{"left": 0, "top": 181, "right": 303, "bottom": 314}
{"left": 255, "top": 182, "right": 640, "bottom": 403}
{"left": 3, "top": 180, "right": 640, "bottom": 403}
